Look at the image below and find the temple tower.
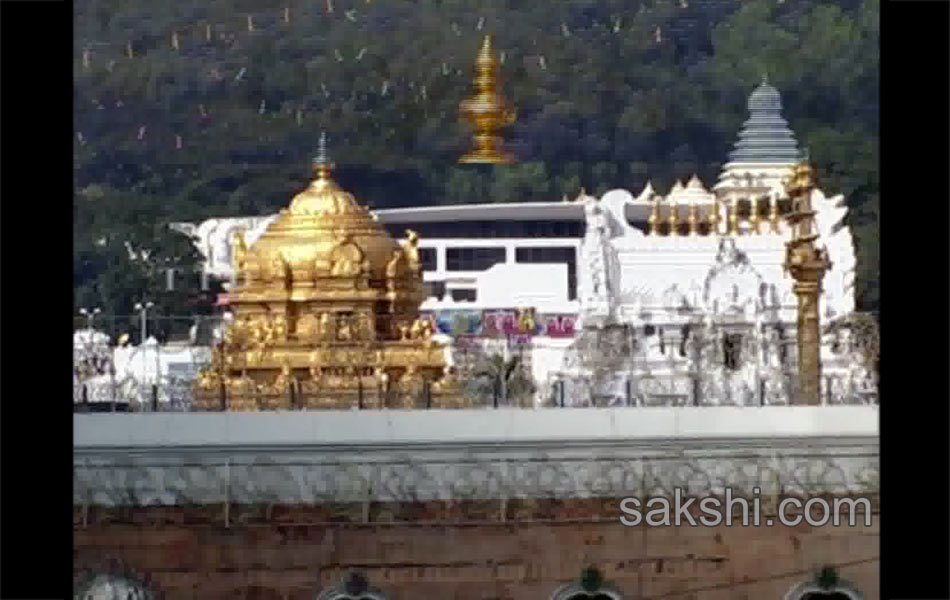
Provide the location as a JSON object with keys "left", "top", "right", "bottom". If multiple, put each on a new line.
{"left": 196, "top": 135, "right": 461, "bottom": 410}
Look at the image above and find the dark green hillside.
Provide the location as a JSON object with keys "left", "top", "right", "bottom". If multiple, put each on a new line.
{"left": 73, "top": 0, "right": 878, "bottom": 316}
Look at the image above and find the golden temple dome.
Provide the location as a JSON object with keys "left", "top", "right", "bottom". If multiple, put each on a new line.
{"left": 197, "top": 134, "right": 459, "bottom": 412}
{"left": 235, "top": 133, "right": 410, "bottom": 288}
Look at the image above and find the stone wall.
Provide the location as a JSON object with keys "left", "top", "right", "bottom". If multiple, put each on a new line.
{"left": 74, "top": 498, "right": 879, "bottom": 599}
{"left": 74, "top": 409, "right": 879, "bottom": 598}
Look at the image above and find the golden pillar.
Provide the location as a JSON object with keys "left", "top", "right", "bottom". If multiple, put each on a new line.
{"left": 784, "top": 162, "right": 831, "bottom": 405}
{"left": 687, "top": 198, "right": 699, "bottom": 236}
{"left": 459, "top": 35, "right": 516, "bottom": 164}
{"left": 668, "top": 196, "right": 679, "bottom": 236}
{"left": 648, "top": 197, "right": 661, "bottom": 236}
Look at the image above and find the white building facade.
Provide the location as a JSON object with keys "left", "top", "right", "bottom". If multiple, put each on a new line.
{"left": 165, "top": 83, "right": 873, "bottom": 408}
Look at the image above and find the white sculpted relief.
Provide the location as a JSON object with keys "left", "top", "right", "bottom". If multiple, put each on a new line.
{"left": 703, "top": 238, "right": 765, "bottom": 316}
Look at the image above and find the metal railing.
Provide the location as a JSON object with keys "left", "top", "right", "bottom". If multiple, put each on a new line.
{"left": 72, "top": 311, "right": 879, "bottom": 412}
{"left": 72, "top": 369, "right": 877, "bottom": 413}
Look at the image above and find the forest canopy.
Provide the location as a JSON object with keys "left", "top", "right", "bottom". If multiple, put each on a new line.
{"left": 73, "top": 0, "right": 879, "bottom": 316}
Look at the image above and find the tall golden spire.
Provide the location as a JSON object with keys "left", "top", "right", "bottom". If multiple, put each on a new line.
{"left": 459, "top": 34, "right": 516, "bottom": 164}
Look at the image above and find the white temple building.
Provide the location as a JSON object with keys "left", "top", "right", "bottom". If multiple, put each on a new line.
{"left": 158, "top": 82, "right": 873, "bottom": 408}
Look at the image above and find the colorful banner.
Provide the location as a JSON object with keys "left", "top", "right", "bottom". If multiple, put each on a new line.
{"left": 421, "top": 309, "right": 577, "bottom": 338}
{"left": 428, "top": 310, "right": 483, "bottom": 336}
{"left": 540, "top": 314, "right": 577, "bottom": 337}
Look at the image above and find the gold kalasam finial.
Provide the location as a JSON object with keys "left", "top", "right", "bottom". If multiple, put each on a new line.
{"left": 459, "top": 34, "right": 516, "bottom": 164}
{"left": 313, "top": 131, "right": 335, "bottom": 181}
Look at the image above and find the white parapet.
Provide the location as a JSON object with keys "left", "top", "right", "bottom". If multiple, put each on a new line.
{"left": 75, "top": 406, "right": 877, "bottom": 449}
{"left": 73, "top": 407, "right": 879, "bottom": 506}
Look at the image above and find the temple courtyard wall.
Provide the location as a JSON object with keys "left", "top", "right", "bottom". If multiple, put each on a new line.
{"left": 74, "top": 408, "right": 879, "bottom": 599}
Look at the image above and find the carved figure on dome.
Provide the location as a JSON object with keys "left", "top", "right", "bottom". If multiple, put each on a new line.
{"left": 401, "top": 229, "right": 421, "bottom": 274}
{"left": 329, "top": 234, "right": 365, "bottom": 278}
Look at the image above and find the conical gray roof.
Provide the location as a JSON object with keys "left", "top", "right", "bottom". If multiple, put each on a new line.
{"left": 727, "top": 82, "right": 802, "bottom": 164}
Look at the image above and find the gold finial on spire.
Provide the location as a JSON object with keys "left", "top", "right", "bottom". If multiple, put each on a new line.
{"left": 459, "top": 34, "right": 516, "bottom": 164}
{"left": 313, "top": 131, "right": 335, "bottom": 181}
{"left": 648, "top": 196, "right": 661, "bottom": 236}
{"left": 687, "top": 197, "right": 699, "bottom": 237}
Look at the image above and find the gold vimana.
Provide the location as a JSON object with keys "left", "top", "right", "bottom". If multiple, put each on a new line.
{"left": 195, "top": 134, "right": 463, "bottom": 410}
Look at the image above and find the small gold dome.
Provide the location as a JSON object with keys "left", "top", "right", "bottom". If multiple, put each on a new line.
{"left": 242, "top": 169, "right": 401, "bottom": 282}
{"left": 231, "top": 133, "right": 423, "bottom": 300}
{"left": 289, "top": 170, "right": 361, "bottom": 216}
